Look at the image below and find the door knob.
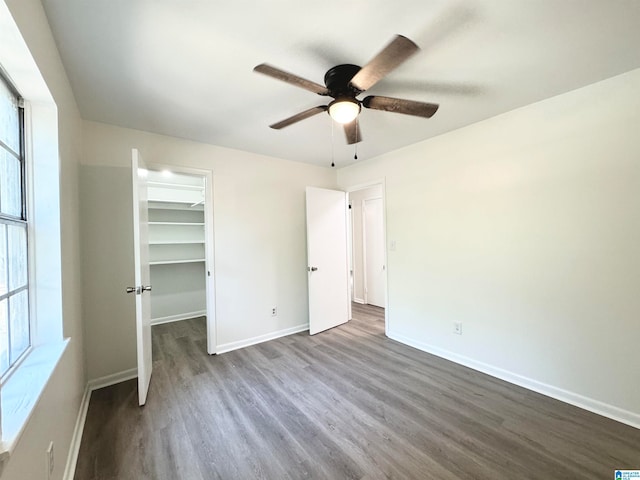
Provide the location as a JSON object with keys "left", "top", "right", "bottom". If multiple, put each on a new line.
{"left": 308, "top": 266, "right": 318, "bottom": 272}
{"left": 126, "top": 286, "right": 140, "bottom": 294}
{"left": 142, "top": 285, "right": 152, "bottom": 292}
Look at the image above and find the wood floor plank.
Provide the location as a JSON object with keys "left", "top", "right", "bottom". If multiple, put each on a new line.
{"left": 74, "top": 306, "right": 640, "bottom": 479}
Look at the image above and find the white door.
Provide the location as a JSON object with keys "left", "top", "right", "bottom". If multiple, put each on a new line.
{"left": 363, "top": 197, "right": 385, "bottom": 307}
{"left": 306, "top": 187, "right": 350, "bottom": 335}
{"left": 203, "top": 173, "right": 216, "bottom": 355}
{"left": 131, "top": 149, "right": 153, "bottom": 406}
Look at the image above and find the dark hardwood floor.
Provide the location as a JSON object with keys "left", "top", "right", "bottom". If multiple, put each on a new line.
{"left": 74, "top": 305, "right": 640, "bottom": 479}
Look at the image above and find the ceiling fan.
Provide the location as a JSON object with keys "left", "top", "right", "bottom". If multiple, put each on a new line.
{"left": 254, "top": 35, "right": 439, "bottom": 145}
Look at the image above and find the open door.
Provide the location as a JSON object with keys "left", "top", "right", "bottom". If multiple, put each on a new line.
{"left": 363, "top": 197, "right": 385, "bottom": 307}
{"left": 130, "top": 148, "right": 152, "bottom": 406}
{"left": 306, "top": 187, "right": 350, "bottom": 335}
{"left": 203, "top": 174, "right": 216, "bottom": 355}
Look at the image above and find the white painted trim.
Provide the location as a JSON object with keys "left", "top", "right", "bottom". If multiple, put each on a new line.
{"left": 388, "top": 330, "right": 640, "bottom": 430}
{"left": 352, "top": 298, "right": 365, "bottom": 304}
{"left": 151, "top": 310, "right": 206, "bottom": 326}
{"left": 87, "top": 368, "right": 138, "bottom": 392}
{"left": 344, "top": 178, "right": 387, "bottom": 195}
{"left": 216, "top": 324, "right": 308, "bottom": 354}
{"left": 62, "top": 385, "right": 91, "bottom": 480}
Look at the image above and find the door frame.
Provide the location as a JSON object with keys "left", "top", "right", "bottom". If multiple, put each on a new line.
{"left": 144, "top": 162, "right": 217, "bottom": 354}
{"left": 346, "top": 179, "right": 388, "bottom": 334}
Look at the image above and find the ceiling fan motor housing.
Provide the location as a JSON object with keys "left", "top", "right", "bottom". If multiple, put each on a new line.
{"left": 324, "top": 64, "right": 362, "bottom": 97}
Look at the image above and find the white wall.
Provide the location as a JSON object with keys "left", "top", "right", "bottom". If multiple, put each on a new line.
{"left": 81, "top": 121, "right": 336, "bottom": 380}
{"left": 338, "top": 69, "right": 640, "bottom": 426}
{"left": 1, "top": 1, "right": 85, "bottom": 479}
{"left": 150, "top": 263, "right": 207, "bottom": 322}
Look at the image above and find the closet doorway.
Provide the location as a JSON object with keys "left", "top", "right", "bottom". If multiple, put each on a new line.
{"left": 348, "top": 182, "right": 387, "bottom": 313}
{"left": 143, "top": 166, "right": 216, "bottom": 354}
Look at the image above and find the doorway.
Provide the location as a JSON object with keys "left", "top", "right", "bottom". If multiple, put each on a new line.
{"left": 143, "top": 165, "right": 216, "bottom": 354}
{"left": 347, "top": 182, "right": 387, "bottom": 321}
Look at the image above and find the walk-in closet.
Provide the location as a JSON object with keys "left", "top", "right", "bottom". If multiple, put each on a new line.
{"left": 146, "top": 170, "right": 207, "bottom": 325}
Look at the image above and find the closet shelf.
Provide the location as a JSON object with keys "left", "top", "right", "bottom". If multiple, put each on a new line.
{"left": 147, "top": 181, "right": 204, "bottom": 191}
{"left": 150, "top": 259, "right": 205, "bottom": 266}
{"left": 149, "top": 222, "right": 205, "bottom": 226}
{"left": 149, "top": 240, "right": 205, "bottom": 245}
{"left": 148, "top": 202, "right": 204, "bottom": 211}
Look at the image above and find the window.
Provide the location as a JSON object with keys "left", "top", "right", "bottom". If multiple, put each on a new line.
{"left": 0, "top": 3, "right": 66, "bottom": 459}
{"left": 0, "top": 71, "right": 29, "bottom": 378}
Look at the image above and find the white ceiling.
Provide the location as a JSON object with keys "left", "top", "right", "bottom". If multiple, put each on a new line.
{"left": 40, "top": 0, "right": 640, "bottom": 168}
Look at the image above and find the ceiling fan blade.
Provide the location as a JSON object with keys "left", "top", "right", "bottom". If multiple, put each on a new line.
{"left": 363, "top": 95, "right": 439, "bottom": 118}
{"left": 254, "top": 64, "right": 329, "bottom": 95}
{"left": 349, "top": 35, "right": 419, "bottom": 92}
{"left": 269, "top": 106, "right": 328, "bottom": 129}
{"left": 343, "top": 121, "right": 363, "bottom": 145}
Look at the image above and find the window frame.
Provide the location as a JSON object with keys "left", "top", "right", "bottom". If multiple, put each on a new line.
{"left": 0, "top": 69, "right": 31, "bottom": 382}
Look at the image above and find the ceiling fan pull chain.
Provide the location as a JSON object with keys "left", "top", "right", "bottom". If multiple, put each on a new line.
{"left": 354, "top": 118, "right": 359, "bottom": 160}
{"left": 331, "top": 118, "right": 335, "bottom": 167}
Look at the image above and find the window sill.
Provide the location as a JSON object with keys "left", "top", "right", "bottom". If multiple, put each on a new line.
{"left": 0, "top": 339, "right": 69, "bottom": 471}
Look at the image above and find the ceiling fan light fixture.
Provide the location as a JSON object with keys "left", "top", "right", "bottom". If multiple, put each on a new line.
{"left": 328, "top": 99, "right": 361, "bottom": 124}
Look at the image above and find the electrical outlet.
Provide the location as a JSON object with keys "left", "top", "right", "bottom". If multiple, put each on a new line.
{"left": 46, "top": 441, "right": 54, "bottom": 479}
{"left": 454, "top": 322, "right": 462, "bottom": 335}
{"left": 271, "top": 307, "right": 277, "bottom": 316}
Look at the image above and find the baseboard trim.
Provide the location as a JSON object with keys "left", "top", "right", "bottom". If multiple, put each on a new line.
{"left": 353, "top": 298, "right": 365, "bottom": 304}
{"left": 216, "top": 324, "right": 309, "bottom": 354}
{"left": 62, "top": 385, "right": 91, "bottom": 480}
{"left": 388, "top": 330, "right": 640, "bottom": 430}
{"left": 87, "top": 368, "right": 138, "bottom": 391}
{"left": 151, "top": 310, "right": 206, "bottom": 326}
{"left": 64, "top": 368, "right": 138, "bottom": 478}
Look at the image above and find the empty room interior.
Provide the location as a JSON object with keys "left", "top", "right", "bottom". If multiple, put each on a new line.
{"left": 0, "top": 0, "right": 639, "bottom": 479}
